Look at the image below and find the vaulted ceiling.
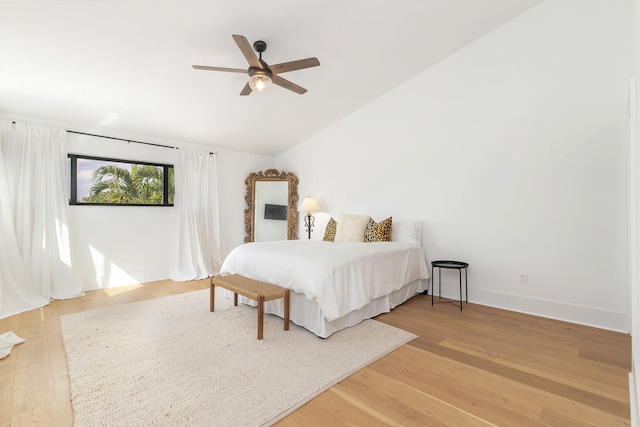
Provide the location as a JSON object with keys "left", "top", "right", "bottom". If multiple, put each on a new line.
{"left": 0, "top": 0, "right": 542, "bottom": 155}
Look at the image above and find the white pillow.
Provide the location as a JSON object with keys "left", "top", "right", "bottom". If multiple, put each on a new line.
{"left": 392, "top": 221, "right": 422, "bottom": 245}
{"left": 334, "top": 214, "right": 371, "bottom": 242}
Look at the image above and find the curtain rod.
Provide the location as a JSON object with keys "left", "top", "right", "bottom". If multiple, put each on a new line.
{"left": 65, "top": 130, "right": 216, "bottom": 155}
{"left": 67, "top": 130, "right": 176, "bottom": 150}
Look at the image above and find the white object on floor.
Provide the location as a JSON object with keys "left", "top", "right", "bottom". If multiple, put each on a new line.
{"left": 0, "top": 331, "right": 26, "bottom": 360}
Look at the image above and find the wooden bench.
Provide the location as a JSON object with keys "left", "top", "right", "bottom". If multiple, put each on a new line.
{"left": 210, "top": 274, "right": 290, "bottom": 340}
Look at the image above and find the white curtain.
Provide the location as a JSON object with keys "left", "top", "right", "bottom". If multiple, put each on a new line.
{"left": 169, "top": 149, "right": 221, "bottom": 281}
{"left": 0, "top": 121, "right": 83, "bottom": 319}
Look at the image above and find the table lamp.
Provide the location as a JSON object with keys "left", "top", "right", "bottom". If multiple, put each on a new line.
{"left": 299, "top": 196, "right": 320, "bottom": 239}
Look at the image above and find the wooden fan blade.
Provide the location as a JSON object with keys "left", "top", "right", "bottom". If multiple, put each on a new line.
{"left": 192, "top": 65, "right": 247, "bottom": 73}
{"left": 232, "top": 34, "right": 261, "bottom": 68}
{"left": 269, "top": 57, "right": 320, "bottom": 75}
{"left": 240, "top": 82, "right": 252, "bottom": 96}
{"left": 272, "top": 75, "right": 307, "bottom": 94}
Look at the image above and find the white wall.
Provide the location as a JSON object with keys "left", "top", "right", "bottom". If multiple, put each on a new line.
{"left": 630, "top": 0, "right": 640, "bottom": 423}
{"left": 64, "top": 131, "right": 273, "bottom": 290}
{"left": 276, "top": 0, "right": 631, "bottom": 331}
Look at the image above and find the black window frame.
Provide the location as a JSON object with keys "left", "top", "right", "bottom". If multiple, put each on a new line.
{"left": 68, "top": 154, "right": 174, "bottom": 206}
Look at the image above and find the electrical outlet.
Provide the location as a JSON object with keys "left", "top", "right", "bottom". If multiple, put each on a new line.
{"left": 520, "top": 273, "right": 528, "bottom": 285}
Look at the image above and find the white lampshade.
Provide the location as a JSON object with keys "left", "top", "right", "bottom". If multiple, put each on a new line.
{"left": 249, "top": 74, "right": 272, "bottom": 92}
{"left": 299, "top": 196, "right": 320, "bottom": 215}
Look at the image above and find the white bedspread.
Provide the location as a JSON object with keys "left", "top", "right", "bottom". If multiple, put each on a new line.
{"left": 220, "top": 240, "right": 430, "bottom": 322}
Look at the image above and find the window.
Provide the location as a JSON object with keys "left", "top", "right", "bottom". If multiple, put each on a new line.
{"left": 68, "top": 154, "right": 174, "bottom": 206}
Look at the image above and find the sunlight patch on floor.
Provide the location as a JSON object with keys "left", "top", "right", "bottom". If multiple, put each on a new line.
{"left": 104, "top": 284, "right": 143, "bottom": 296}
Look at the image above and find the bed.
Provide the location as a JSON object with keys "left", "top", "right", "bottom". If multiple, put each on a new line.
{"left": 219, "top": 229, "right": 430, "bottom": 337}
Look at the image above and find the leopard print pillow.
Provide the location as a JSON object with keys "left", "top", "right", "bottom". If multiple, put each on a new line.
{"left": 364, "top": 217, "right": 392, "bottom": 242}
{"left": 323, "top": 217, "right": 337, "bottom": 242}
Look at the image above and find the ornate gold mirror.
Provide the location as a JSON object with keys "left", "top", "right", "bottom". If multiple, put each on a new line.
{"left": 245, "top": 169, "right": 298, "bottom": 243}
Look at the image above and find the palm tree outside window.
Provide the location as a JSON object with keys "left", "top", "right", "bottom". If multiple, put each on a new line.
{"left": 68, "top": 154, "right": 174, "bottom": 206}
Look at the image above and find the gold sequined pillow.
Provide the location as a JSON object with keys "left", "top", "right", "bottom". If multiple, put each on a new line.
{"left": 364, "top": 217, "right": 392, "bottom": 242}
{"left": 323, "top": 217, "right": 337, "bottom": 242}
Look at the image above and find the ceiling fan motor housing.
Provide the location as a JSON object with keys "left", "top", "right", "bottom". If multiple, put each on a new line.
{"left": 248, "top": 66, "right": 272, "bottom": 78}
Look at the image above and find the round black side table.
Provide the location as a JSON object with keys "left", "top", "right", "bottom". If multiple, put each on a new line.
{"left": 431, "top": 260, "right": 469, "bottom": 311}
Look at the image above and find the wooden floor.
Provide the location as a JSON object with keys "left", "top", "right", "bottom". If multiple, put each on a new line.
{"left": 0, "top": 279, "right": 631, "bottom": 426}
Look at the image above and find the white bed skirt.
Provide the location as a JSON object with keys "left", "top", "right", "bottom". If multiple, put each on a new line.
{"left": 229, "top": 278, "right": 428, "bottom": 338}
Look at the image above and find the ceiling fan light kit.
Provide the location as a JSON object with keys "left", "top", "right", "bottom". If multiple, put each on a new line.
{"left": 248, "top": 68, "right": 272, "bottom": 93}
{"left": 192, "top": 34, "right": 320, "bottom": 96}
{"left": 249, "top": 74, "right": 272, "bottom": 93}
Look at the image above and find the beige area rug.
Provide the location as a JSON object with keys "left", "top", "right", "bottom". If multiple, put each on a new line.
{"left": 60, "top": 288, "right": 416, "bottom": 426}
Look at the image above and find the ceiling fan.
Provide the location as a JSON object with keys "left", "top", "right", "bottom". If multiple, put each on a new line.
{"left": 192, "top": 34, "right": 320, "bottom": 96}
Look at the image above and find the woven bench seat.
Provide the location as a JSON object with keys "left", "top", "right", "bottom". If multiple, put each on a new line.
{"left": 210, "top": 274, "right": 290, "bottom": 340}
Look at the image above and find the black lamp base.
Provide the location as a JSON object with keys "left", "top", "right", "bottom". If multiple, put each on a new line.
{"left": 304, "top": 214, "right": 315, "bottom": 239}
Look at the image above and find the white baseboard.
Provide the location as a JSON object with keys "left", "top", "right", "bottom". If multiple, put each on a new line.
{"left": 631, "top": 371, "right": 639, "bottom": 427}
{"left": 468, "top": 288, "right": 628, "bottom": 333}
